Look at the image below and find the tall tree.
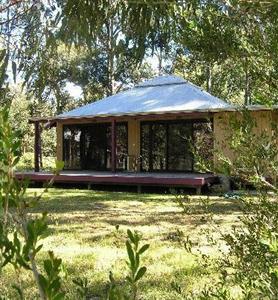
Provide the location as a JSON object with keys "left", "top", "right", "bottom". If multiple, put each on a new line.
{"left": 1, "top": 0, "right": 278, "bottom": 108}
{"left": 170, "top": 1, "right": 278, "bottom": 105}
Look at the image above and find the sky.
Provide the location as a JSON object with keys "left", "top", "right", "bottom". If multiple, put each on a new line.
{"left": 65, "top": 82, "right": 83, "bottom": 99}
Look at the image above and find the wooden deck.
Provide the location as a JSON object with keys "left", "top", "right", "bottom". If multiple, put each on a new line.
{"left": 15, "top": 171, "right": 219, "bottom": 193}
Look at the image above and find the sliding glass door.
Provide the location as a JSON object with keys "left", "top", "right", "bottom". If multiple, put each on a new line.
{"left": 140, "top": 120, "right": 213, "bottom": 172}
{"left": 141, "top": 123, "right": 167, "bottom": 171}
{"left": 63, "top": 123, "right": 127, "bottom": 171}
{"left": 63, "top": 126, "right": 82, "bottom": 170}
{"left": 81, "top": 124, "right": 111, "bottom": 170}
{"left": 168, "top": 122, "right": 193, "bottom": 171}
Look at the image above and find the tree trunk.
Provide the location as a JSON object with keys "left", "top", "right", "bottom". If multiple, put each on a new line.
{"left": 206, "top": 63, "right": 212, "bottom": 93}
{"left": 106, "top": 3, "right": 114, "bottom": 96}
{"left": 158, "top": 47, "right": 163, "bottom": 75}
{"left": 244, "top": 57, "right": 251, "bottom": 105}
{"left": 54, "top": 84, "right": 63, "bottom": 114}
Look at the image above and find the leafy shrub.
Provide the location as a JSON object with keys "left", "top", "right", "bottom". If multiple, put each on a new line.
{"left": 187, "top": 109, "right": 278, "bottom": 299}
{"left": 16, "top": 152, "right": 56, "bottom": 171}
{"left": 220, "top": 193, "right": 278, "bottom": 299}
{"left": 107, "top": 229, "right": 150, "bottom": 300}
{"left": 0, "top": 107, "right": 65, "bottom": 299}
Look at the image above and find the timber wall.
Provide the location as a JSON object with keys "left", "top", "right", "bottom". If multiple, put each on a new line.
{"left": 213, "top": 110, "right": 278, "bottom": 163}
{"left": 127, "top": 119, "right": 140, "bottom": 171}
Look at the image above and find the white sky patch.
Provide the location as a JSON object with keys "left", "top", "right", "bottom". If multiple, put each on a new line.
{"left": 146, "top": 56, "right": 159, "bottom": 72}
{"left": 65, "top": 82, "right": 83, "bottom": 99}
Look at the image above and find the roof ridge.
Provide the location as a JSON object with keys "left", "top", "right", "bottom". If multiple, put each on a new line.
{"left": 136, "top": 74, "right": 186, "bottom": 87}
{"left": 135, "top": 81, "right": 186, "bottom": 88}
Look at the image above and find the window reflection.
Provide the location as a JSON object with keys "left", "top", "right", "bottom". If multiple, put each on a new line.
{"left": 63, "top": 123, "right": 128, "bottom": 171}
{"left": 141, "top": 120, "right": 213, "bottom": 172}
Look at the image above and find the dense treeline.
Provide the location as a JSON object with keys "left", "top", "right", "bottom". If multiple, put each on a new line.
{"left": 0, "top": 0, "right": 277, "bottom": 154}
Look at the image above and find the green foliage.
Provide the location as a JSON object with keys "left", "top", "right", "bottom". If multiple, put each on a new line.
{"left": 106, "top": 271, "right": 126, "bottom": 300}
{"left": 2, "top": 0, "right": 278, "bottom": 111}
{"left": 0, "top": 224, "right": 30, "bottom": 270}
{"left": 5, "top": 86, "right": 57, "bottom": 157}
{"left": 171, "top": 189, "right": 212, "bottom": 219}
{"left": 16, "top": 152, "right": 56, "bottom": 172}
{"left": 221, "top": 193, "right": 278, "bottom": 299}
{"left": 172, "top": 190, "right": 193, "bottom": 214}
{"left": 107, "top": 229, "right": 150, "bottom": 300}
{"left": 218, "top": 109, "right": 278, "bottom": 190}
{"left": 2, "top": 105, "right": 153, "bottom": 299}
{"left": 190, "top": 122, "right": 214, "bottom": 173}
{"left": 189, "top": 108, "right": 278, "bottom": 299}
{"left": 126, "top": 229, "right": 149, "bottom": 283}
{"left": 38, "top": 251, "right": 65, "bottom": 300}
{"left": 1, "top": 3, "right": 278, "bottom": 298}
{"left": 172, "top": 1, "right": 278, "bottom": 105}
{"left": 72, "top": 277, "right": 89, "bottom": 299}
{"left": 0, "top": 107, "right": 65, "bottom": 299}
{"left": 54, "top": 0, "right": 278, "bottom": 105}
{"left": 191, "top": 191, "right": 278, "bottom": 300}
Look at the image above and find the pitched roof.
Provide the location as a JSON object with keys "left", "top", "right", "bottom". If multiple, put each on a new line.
{"left": 57, "top": 75, "right": 231, "bottom": 119}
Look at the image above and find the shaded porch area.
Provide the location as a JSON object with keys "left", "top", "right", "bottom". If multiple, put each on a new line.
{"left": 15, "top": 171, "right": 219, "bottom": 194}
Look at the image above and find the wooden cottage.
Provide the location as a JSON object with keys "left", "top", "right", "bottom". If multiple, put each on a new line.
{"left": 21, "top": 75, "right": 278, "bottom": 193}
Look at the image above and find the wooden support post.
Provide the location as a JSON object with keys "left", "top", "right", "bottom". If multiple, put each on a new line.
{"left": 111, "top": 119, "right": 116, "bottom": 173}
{"left": 196, "top": 186, "right": 202, "bottom": 195}
{"left": 34, "top": 121, "right": 41, "bottom": 172}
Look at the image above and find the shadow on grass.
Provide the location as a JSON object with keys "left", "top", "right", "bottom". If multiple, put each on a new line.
{"left": 31, "top": 189, "right": 169, "bottom": 202}
{"left": 26, "top": 188, "right": 243, "bottom": 243}
{"left": 27, "top": 188, "right": 242, "bottom": 214}
{"left": 27, "top": 189, "right": 170, "bottom": 214}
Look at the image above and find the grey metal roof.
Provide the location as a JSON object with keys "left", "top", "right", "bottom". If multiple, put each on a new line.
{"left": 57, "top": 75, "right": 231, "bottom": 119}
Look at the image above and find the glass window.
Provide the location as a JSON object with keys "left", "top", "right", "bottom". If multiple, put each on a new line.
{"left": 63, "top": 126, "right": 81, "bottom": 169}
{"left": 141, "top": 122, "right": 168, "bottom": 172}
{"left": 152, "top": 123, "right": 167, "bottom": 171}
{"left": 116, "top": 123, "right": 128, "bottom": 170}
{"left": 168, "top": 122, "right": 193, "bottom": 171}
{"left": 63, "top": 122, "right": 128, "bottom": 171}
{"left": 81, "top": 124, "right": 110, "bottom": 171}
{"left": 193, "top": 122, "right": 213, "bottom": 171}
{"left": 140, "top": 120, "right": 212, "bottom": 172}
{"left": 141, "top": 124, "right": 151, "bottom": 171}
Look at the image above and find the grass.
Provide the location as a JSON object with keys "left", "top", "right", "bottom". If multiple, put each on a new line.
{"left": 0, "top": 188, "right": 243, "bottom": 299}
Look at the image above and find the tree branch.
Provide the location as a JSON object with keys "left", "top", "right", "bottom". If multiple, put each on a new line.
{"left": 0, "top": 4, "right": 35, "bottom": 26}
{"left": 0, "top": 0, "right": 26, "bottom": 13}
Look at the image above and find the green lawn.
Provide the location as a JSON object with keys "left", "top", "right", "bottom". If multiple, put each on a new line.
{"left": 0, "top": 188, "right": 242, "bottom": 299}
